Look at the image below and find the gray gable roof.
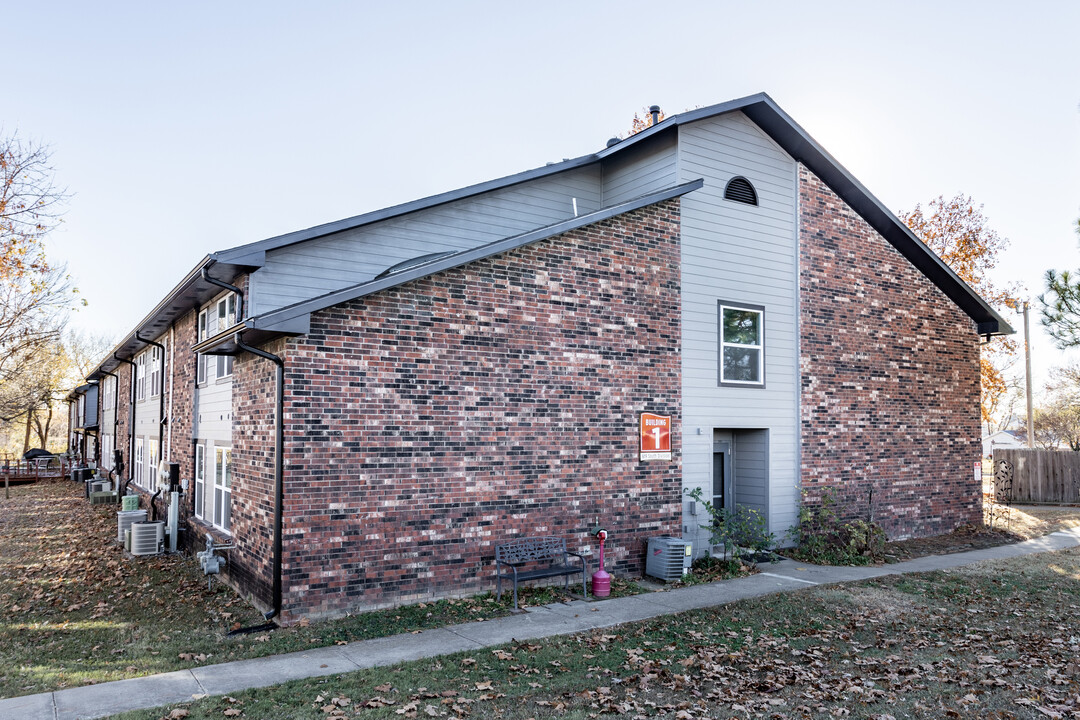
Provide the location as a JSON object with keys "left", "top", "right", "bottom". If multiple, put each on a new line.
{"left": 92, "top": 92, "right": 1013, "bottom": 380}
{"left": 211, "top": 92, "right": 1012, "bottom": 337}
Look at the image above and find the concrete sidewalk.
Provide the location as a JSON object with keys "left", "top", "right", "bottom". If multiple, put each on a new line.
{"left": 7, "top": 529, "right": 1080, "bottom": 720}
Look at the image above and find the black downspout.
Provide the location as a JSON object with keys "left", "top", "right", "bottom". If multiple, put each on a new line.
{"left": 201, "top": 266, "right": 244, "bottom": 323}
{"left": 115, "top": 353, "right": 137, "bottom": 496}
{"left": 100, "top": 369, "right": 121, "bottom": 483}
{"left": 135, "top": 332, "right": 167, "bottom": 469}
{"left": 234, "top": 332, "right": 283, "bottom": 622}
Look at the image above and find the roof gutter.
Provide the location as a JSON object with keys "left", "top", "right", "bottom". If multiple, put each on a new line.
{"left": 233, "top": 332, "right": 284, "bottom": 623}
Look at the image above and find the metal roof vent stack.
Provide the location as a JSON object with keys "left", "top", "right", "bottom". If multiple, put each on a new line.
{"left": 649, "top": 105, "right": 661, "bottom": 126}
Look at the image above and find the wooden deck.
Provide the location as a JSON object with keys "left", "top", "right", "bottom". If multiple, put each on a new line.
{"left": 0, "top": 457, "right": 75, "bottom": 486}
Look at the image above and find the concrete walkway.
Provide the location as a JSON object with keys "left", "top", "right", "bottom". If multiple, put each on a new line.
{"left": 8, "top": 528, "right": 1080, "bottom": 720}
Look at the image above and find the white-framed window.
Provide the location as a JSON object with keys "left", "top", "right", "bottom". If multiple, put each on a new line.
{"left": 101, "top": 434, "right": 114, "bottom": 471}
{"left": 194, "top": 444, "right": 206, "bottom": 520}
{"left": 718, "top": 302, "right": 765, "bottom": 386}
{"left": 213, "top": 447, "right": 232, "bottom": 532}
{"left": 101, "top": 376, "right": 116, "bottom": 413}
{"left": 134, "top": 437, "right": 144, "bottom": 487}
{"left": 197, "top": 310, "right": 208, "bottom": 384}
{"left": 216, "top": 296, "right": 235, "bottom": 378}
{"left": 135, "top": 352, "right": 147, "bottom": 402}
{"left": 149, "top": 346, "right": 162, "bottom": 398}
{"left": 148, "top": 442, "right": 159, "bottom": 489}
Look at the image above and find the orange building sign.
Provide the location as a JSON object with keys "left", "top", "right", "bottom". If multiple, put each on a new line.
{"left": 639, "top": 412, "right": 672, "bottom": 461}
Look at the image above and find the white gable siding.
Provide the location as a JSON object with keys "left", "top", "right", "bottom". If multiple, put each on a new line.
{"left": 248, "top": 166, "right": 603, "bottom": 315}
{"left": 677, "top": 111, "right": 800, "bottom": 547}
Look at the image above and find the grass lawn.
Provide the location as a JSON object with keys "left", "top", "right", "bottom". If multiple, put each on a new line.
{"left": 117, "top": 546, "right": 1080, "bottom": 720}
{"left": 0, "top": 479, "right": 649, "bottom": 699}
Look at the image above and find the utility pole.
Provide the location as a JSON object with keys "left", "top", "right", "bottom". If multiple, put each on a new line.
{"left": 1022, "top": 301, "right": 1034, "bottom": 449}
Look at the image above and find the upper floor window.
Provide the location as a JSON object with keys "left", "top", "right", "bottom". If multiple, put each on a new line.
{"left": 101, "top": 375, "right": 116, "bottom": 411}
{"left": 218, "top": 294, "right": 237, "bottom": 329}
{"left": 723, "top": 176, "right": 758, "bottom": 206}
{"left": 197, "top": 310, "right": 208, "bottom": 384}
{"left": 135, "top": 353, "right": 147, "bottom": 401}
{"left": 718, "top": 303, "right": 764, "bottom": 386}
{"left": 149, "top": 346, "right": 163, "bottom": 398}
{"left": 215, "top": 296, "right": 235, "bottom": 378}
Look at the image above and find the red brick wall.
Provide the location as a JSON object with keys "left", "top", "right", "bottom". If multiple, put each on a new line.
{"left": 229, "top": 335, "right": 288, "bottom": 610}
{"left": 233, "top": 200, "right": 684, "bottom": 621}
{"left": 166, "top": 310, "right": 197, "bottom": 483}
{"left": 798, "top": 166, "right": 982, "bottom": 539}
{"left": 113, "top": 362, "right": 134, "bottom": 483}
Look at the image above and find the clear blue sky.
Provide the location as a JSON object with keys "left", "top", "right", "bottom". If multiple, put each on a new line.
{"left": 7, "top": 1, "right": 1079, "bottom": 396}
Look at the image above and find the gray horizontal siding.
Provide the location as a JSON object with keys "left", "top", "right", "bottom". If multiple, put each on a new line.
{"left": 249, "top": 166, "right": 603, "bottom": 315}
{"left": 601, "top": 133, "right": 677, "bottom": 205}
{"left": 194, "top": 292, "right": 233, "bottom": 445}
{"left": 678, "top": 110, "right": 799, "bottom": 539}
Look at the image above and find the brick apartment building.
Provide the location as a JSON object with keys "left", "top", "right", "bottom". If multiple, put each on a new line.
{"left": 67, "top": 94, "right": 1012, "bottom": 623}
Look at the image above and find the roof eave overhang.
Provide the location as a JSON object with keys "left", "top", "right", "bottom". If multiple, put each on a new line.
{"left": 86, "top": 254, "right": 268, "bottom": 378}
{"left": 601, "top": 93, "right": 1013, "bottom": 336}
{"left": 737, "top": 97, "right": 1013, "bottom": 336}
{"left": 192, "top": 316, "right": 309, "bottom": 356}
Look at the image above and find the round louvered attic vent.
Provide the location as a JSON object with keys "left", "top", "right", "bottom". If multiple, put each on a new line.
{"left": 724, "top": 176, "right": 758, "bottom": 206}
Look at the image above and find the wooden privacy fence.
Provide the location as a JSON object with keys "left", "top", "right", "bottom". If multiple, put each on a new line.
{"left": 993, "top": 448, "right": 1080, "bottom": 504}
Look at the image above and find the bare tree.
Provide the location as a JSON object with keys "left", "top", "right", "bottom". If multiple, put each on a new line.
{"left": 0, "top": 132, "right": 77, "bottom": 454}
{"left": 0, "top": 133, "right": 67, "bottom": 281}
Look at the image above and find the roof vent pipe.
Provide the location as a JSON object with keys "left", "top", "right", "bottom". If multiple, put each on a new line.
{"left": 649, "top": 105, "right": 661, "bottom": 126}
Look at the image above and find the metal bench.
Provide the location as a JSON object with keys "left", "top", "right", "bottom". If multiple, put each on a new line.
{"left": 495, "top": 536, "right": 588, "bottom": 610}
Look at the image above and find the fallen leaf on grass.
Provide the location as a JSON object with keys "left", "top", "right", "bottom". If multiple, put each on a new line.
{"left": 178, "top": 653, "right": 208, "bottom": 662}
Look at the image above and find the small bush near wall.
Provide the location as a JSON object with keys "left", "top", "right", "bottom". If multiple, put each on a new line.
{"left": 685, "top": 487, "right": 776, "bottom": 563}
{"left": 785, "top": 488, "right": 886, "bottom": 566}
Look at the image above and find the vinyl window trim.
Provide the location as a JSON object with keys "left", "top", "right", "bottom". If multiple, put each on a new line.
{"left": 717, "top": 301, "right": 766, "bottom": 388}
{"left": 194, "top": 443, "right": 206, "bottom": 520}
{"left": 212, "top": 446, "right": 232, "bottom": 534}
